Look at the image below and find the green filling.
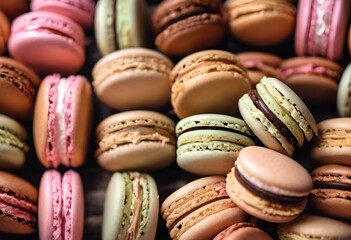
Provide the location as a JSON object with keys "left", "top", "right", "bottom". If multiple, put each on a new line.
{"left": 118, "top": 0, "right": 132, "bottom": 48}
{"left": 0, "top": 129, "right": 28, "bottom": 152}
{"left": 118, "top": 173, "right": 133, "bottom": 239}
{"left": 138, "top": 176, "right": 150, "bottom": 239}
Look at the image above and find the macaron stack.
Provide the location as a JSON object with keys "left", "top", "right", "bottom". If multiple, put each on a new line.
{"left": 0, "top": 0, "right": 351, "bottom": 239}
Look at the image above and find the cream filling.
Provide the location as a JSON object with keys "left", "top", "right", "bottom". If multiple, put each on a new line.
{"left": 55, "top": 79, "right": 69, "bottom": 163}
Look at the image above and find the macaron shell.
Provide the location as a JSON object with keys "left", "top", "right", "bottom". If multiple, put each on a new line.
{"left": 278, "top": 214, "right": 351, "bottom": 239}
{"left": 31, "top": 0, "right": 96, "bottom": 29}
{"left": 310, "top": 118, "right": 351, "bottom": 166}
{"left": 62, "top": 170, "right": 84, "bottom": 240}
{"left": 0, "top": 0, "right": 29, "bottom": 20}
{"left": 92, "top": 48, "right": 173, "bottom": 111}
{"left": 38, "top": 170, "right": 61, "bottom": 239}
{"left": 8, "top": 11, "right": 85, "bottom": 75}
{"left": 294, "top": 0, "right": 312, "bottom": 56}
{"left": 0, "top": 10, "right": 10, "bottom": 55}
{"left": 310, "top": 164, "right": 351, "bottom": 220}
{"left": 94, "top": 0, "right": 116, "bottom": 55}
{"left": 227, "top": 0, "right": 296, "bottom": 46}
{"left": 98, "top": 142, "right": 176, "bottom": 171}
{"left": 337, "top": 63, "right": 351, "bottom": 117}
{"left": 214, "top": 223, "right": 272, "bottom": 240}
{"left": 0, "top": 57, "right": 41, "bottom": 119}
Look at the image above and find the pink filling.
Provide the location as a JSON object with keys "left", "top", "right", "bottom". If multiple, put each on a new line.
{"left": 47, "top": 74, "right": 60, "bottom": 168}
{"left": 242, "top": 59, "right": 265, "bottom": 69}
{"left": 0, "top": 193, "right": 37, "bottom": 223}
{"left": 277, "top": 64, "right": 340, "bottom": 80}
{"left": 215, "top": 182, "right": 228, "bottom": 197}
{"left": 307, "top": 0, "right": 335, "bottom": 56}
{"left": 51, "top": 172, "right": 63, "bottom": 240}
{"left": 62, "top": 172, "right": 73, "bottom": 240}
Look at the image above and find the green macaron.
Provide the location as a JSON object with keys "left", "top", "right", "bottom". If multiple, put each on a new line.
{"left": 239, "top": 77, "right": 317, "bottom": 156}
{"left": 176, "top": 114, "right": 255, "bottom": 175}
{"left": 102, "top": 171, "right": 159, "bottom": 240}
{"left": 0, "top": 114, "right": 28, "bottom": 168}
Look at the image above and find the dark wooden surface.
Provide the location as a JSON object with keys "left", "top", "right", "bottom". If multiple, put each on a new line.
{"left": 0, "top": 0, "right": 348, "bottom": 239}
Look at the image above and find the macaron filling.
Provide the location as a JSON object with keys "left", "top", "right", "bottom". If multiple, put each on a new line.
{"left": 313, "top": 181, "right": 351, "bottom": 191}
{"left": 0, "top": 128, "right": 28, "bottom": 152}
{"left": 234, "top": 167, "right": 306, "bottom": 204}
{"left": 0, "top": 190, "right": 37, "bottom": 224}
{"left": 307, "top": 0, "right": 334, "bottom": 56}
{"left": 248, "top": 89, "right": 298, "bottom": 147}
{"left": 278, "top": 64, "right": 341, "bottom": 79}
{"left": 62, "top": 171, "right": 73, "bottom": 240}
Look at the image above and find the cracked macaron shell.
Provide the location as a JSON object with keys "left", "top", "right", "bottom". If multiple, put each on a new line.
{"left": 171, "top": 50, "right": 251, "bottom": 119}
{"left": 161, "top": 176, "right": 247, "bottom": 240}
{"left": 226, "top": 146, "right": 312, "bottom": 223}
{"left": 337, "top": 63, "right": 351, "bottom": 117}
{"left": 95, "top": 110, "right": 176, "bottom": 171}
{"left": 0, "top": 57, "right": 41, "bottom": 119}
{"left": 310, "top": 164, "right": 351, "bottom": 220}
{"left": 152, "top": 0, "right": 226, "bottom": 56}
{"left": 175, "top": 114, "right": 255, "bottom": 175}
{"left": 102, "top": 172, "right": 159, "bottom": 240}
{"left": 310, "top": 118, "right": 351, "bottom": 166}
{"left": 92, "top": 48, "right": 173, "bottom": 111}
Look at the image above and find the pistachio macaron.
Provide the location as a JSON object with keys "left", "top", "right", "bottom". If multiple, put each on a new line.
{"left": 176, "top": 114, "right": 256, "bottom": 175}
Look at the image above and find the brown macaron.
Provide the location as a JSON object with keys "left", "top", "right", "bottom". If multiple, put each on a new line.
{"left": 0, "top": 57, "right": 41, "bottom": 119}
{"left": 0, "top": 10, "right": 10, "bottom": 55}
{"left": 310, "top": 164, "right": 351, "bottom": 220}
{"left": 152, "top": 0, "right": 226, "bottom": 56}
{"left": 0, "top": 171, "right": 38, "bottom": 234}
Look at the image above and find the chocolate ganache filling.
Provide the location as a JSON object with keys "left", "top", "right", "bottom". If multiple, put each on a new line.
{"left": 314, "top": 181, "right": 351, "bottom": 192}
{"left": 235, "top": 167, "right": 306, "bottom": 204}
{"left": 248, "top": 89, "right": 298, "bottom": 147}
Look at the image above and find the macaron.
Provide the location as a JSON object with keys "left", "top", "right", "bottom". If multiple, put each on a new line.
{"left": 161, "top": 176, "right": 247, "bottom": 240}
{"left": 213, "top": 222, "right": 272, "bottom": 240}
{"left": 0, "top": 171, "right": 38, "bottom": 234}
{"left": 0, "top": 0, "right": 28, "bottom": 20}
{"left": 39, "top": 169, "right": 84, "bottom": 240}
{"left": 277, "top": 56, "right": 342, "bottom": 107}
{"left": 310, "top": 164, "right": 351, "bottom": 220}
{"left": 94, "top": 0, "right": 149, "bottom": 56}
{"left": 278, "top": 214, "right": 351, "bottom": 239}
{"left": 226, "top": 0, "right": 296, "bottom": 47}
{"left": 31, "top": 0, "right": 96, "bottom": 29}
{"left": 295, "top": 0, "right": 350, "bottom": 60}
{"left": 92, "top": 48, "right": 173, "bottom": 111}
{"left": 238, "top": 52, "right": 283, "bottom": 86}
{"left": 102, "top": 172, "right": 159, "bottom": 240}
{"left": 0, "top": 10, "right": 9, "bottom": 55}
{"left": 176, "top": 114, "right": 256, "bottom": 175}
{"left": 310, "top": 118, "right": 351, "bottom": 166}
{"left": 239, "top": 76, "right": 318, "bottom": 156}
{"left": 33, "top": 74, "right": 92, "bottom": 168}
{"left": 171, "top": 50, "right": 251, "bottom": 119}
{"left": 8, "top": 11, "right": 85, "bottom": 75}
{"left": 152, "top": 0, "right": 226, "bottom": 56}
{"left": 95, "top": 110, "right": 176, "bottom": 171}
{"left": 226, "top": 146, "right": 313, "bottom": 223}
{"left": 0, "top": 57, "right": 41, "bottom": 119}
{"left": 337, "top": 62, "right": 351, "bottom": 117}
{"left": 0, "top": 114, "right": 29, "bottom": 169}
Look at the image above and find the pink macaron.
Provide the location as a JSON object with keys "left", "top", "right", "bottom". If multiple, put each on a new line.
{"left": 295, "top": 0, "right": 350, "bottom": 60}
{"left": 31, "top": 0, "right": 96, "bottom": 29}
{"left": 33, "top": 74, "right": 92, "bottom": 168}
{"left": 39, "top": 169, "right": 84, "bottom": 240}
{"left": 8, "top": 11, "right": 85, "bottom": 75}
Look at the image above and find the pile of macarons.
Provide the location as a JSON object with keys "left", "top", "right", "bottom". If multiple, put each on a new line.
{"left": 0, "top": 0, "right": 350, "bottom": 239}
